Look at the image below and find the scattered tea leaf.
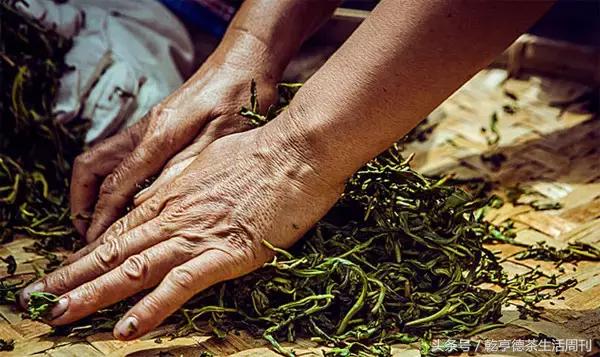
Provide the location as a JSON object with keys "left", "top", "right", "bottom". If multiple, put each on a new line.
{"left": 27, "top": 291, "right": 59, "bottom": 320}
{"left": 1, "top": 255, "right": 16, "bottom": 275}
{"left": 0, "top": 338, "right": 15, "bottom": 352}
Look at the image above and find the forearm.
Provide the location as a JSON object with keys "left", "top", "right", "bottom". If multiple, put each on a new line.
{"left": 268, "top": 0, "right": 553, "bottom": 185}
{"left": 203, "top": 0, "right": 340, "bottom": 81}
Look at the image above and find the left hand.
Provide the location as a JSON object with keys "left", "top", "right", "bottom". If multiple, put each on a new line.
{"left": 20, "top": 120, "right": 343, "bottom": 339}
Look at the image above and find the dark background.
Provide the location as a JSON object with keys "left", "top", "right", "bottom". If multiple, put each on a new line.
{"left": 343, "top": 0, "right": 600, "bottom": 47}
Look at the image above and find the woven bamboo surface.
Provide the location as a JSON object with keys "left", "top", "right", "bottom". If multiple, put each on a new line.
{"left": 1, "top": 60, "right": 600, "bottom": 357}
{"left": 402, "top": 68, "right": 600, "bottom": 356}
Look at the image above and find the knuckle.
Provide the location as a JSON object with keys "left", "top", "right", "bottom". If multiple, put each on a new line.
{"left": 162, "top": 202, "right": 191, "bottom": 223}
{"left": 95, "top": 234, "right": 109, "bottom": 246}
{"left": 139, "top": 293, "right": 163, "bottom": 316}
{"left": 226, "top": 220, "right": 259, "bottom": 252}
{"left": 148, "top": 105, "right": 163, "bottom": 120}
{"left": 170, "top": 236, "right": 201, "bottom": 254}
{"left": 73, "top": 153, "right": 90, "bottom": 170}
{"left": 121, "top": 254, "right": 149, "bottom": 283}
{"left": 126, "top": 120, "right": 147, "bottom": 146}
{"left": 106, "top": 219, "right": 126, "bottom": 238}
{"left": 145, "top": 112, "right": 167, "bottom": 139}
{"left": 156, "top": 216, "right": 175, "bottom": 237}
{"left": 144, "top": 196, "right": 162, "bottom": 214}
{"left": 167, "top": 266, "right": 197, "bottom": 291}
{"left": 43, "top": 268, "right": 72, "bottom": 293}
{"left": 94, "top": 239, "right": 121, "bottom": 270}
{"left": 73, "top": 151, "right": 98, "bottom": 176}
{"left": 79, "top": 282, "right": 100, "bottom": 305}
{"left": 130, "top": 145, "right": 152, "bottom": 163}
{"left": 99, "top": 173, "right": 121, "bottom": 197}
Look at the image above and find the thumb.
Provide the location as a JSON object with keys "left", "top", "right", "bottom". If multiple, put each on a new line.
{"left": 133, "top": 156, "right": 196, "bottom": 207}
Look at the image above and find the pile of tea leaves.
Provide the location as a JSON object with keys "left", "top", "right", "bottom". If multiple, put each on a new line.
{"left": 0, "top": 0, "right": 86, "bottom": 252}
{"left": 1, "top": 0, "right": 90, "bottom": 307}
{"left": 1, "top": 4, "right": 599, "bottom": 357}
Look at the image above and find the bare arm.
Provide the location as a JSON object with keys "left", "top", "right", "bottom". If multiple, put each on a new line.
{"left": 214, "top": 0, "right": 341, "bottom": 80}
{"left": 270, "top": 0, "right": 553, "bottom": 186}
{"left": 27, "top": 0, "right": 554, "bottom": 340}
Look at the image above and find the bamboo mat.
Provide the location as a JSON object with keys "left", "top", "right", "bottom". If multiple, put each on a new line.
{"left": 401, "top": 68, "right": 600, "bottom": 357}
{"left": 1, "top": 66, "right": 599, "bottom": 356}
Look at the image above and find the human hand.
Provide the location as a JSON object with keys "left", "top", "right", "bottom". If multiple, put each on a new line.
{"left": 22, "top": 121, "right": 343, "bottom": 339}
{"left": 70, "top": 55, "right": 277, "bottom": 242}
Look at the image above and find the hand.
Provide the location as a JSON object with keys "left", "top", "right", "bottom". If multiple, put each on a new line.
{"left": 70, "top": 56, "right": 277, "bottom": 242}
{"left": 21, "top": 122, "right": 343, "bottom": 339}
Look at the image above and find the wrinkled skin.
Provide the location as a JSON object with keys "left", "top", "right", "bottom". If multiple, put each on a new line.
{"left": 20, "top": 0, "right": 552, "bottom": 343}
{"left": 22, "top": 124, "right": 344, "bottom": 339}
{"left": 34, "top": 0, "right": 343, "bottom": 340}
{"left": 69, "top": 0, "right": 341, "bottom": 243}
{"left": 70, "top": 61, "right": 277, "bottom": 242}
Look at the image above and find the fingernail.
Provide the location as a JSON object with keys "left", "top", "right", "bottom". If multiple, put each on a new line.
{"left": 115, "top": 316, "right": 138, "bottom": 339}
{"left": 19, "top": 281, "right": 44, "bottom": 306}
{"left": 49, "top": 297, "right": 69, "bottom": 319}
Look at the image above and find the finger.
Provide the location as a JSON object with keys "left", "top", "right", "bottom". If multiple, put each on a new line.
{"left": 70, "top": 120, "right": 147, "bottom": 235}
{"left": 133, "top": 115, "right": 243, "bottom": 206}
{"left": 133, "top": 156, "right": 194, "bottom": 206}
{"left": 49, "top": 238, "right": 199, "bottom": 325}
{"left": 164, "top": 115, "right": 236, "bottom": 166}
{"left": 113, "top": 249, "right": 232, "bottom": 340}
{"left": 85, "top": 109, "right": 207, "bottom": 242}
{"left": 66, "top": 195, "right": 165, "bottom": 264}
{"left": 19, "top": 216, "right": 165, "bottom": 308}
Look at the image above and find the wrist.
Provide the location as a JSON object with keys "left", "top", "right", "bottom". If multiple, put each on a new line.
{"left": 258, "top": 107, "right": 351, "bottom": 192}
{"left": 208, "top": 28, "right": 289, "bottom": 83}
{"left": 262, "top": 83, "right": 388, "bottom": 190}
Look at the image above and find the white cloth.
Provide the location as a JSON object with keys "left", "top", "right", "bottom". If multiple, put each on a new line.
{"left": 16, "top": 0, "right": 195, "bottom": 142}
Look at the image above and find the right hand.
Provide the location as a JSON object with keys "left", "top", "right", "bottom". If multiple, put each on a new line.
{"left": 25, "top": 120, "right": 344, "bottom": 339}
{"left": 70, "top": 57, "right": 277, "bottom": 242}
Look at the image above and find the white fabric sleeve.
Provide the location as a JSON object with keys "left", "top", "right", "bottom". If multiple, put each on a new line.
{"left": 16, "top": 0, "right": 195, "bottom": 143}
